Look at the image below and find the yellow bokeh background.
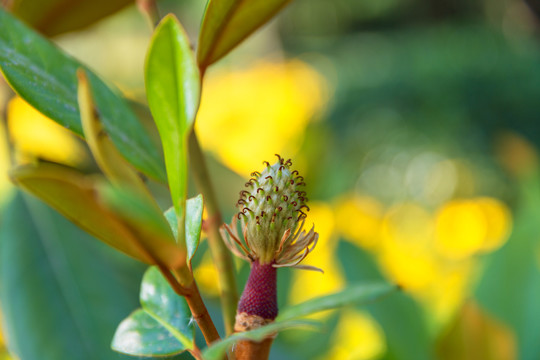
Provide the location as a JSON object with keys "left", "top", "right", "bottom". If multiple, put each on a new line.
{"left": 1, "top": 57, "right": 514, "bottom": 360}
{"left": 7, "top": 97, "right": 89, "bottom": 168}
{"left": 196, "top": 60, "right": 329, "bottom": 176}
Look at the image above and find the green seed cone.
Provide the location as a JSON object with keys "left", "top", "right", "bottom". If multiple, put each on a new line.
{"left": 237, "top": 155, "right": 308, "bottom": 264}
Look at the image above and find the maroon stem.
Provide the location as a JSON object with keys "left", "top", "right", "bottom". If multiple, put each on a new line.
{"left": 238, "top": 260, "right": 278, "bottom": 320}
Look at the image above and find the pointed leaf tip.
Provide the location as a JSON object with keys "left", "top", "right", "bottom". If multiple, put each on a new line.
{"left": 197, "top": 0, "right": 292, "bottom": 69}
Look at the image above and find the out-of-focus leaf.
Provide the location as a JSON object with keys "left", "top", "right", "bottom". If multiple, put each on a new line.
{"left": 276, "top": 282, "right": 397, "bottom": 322}
{"left": 9, "top": 163, "right": 146, "bottom": 261}
{"left": 145, "top": 14, "right": 200, "bottom": 221}
{"left": 0, "top": 8, "right": 166, "bottom": 182}
{"left": 10, "top": 163, "right": 185, "bottom": 269}
{"left": 197, "top": 0, "right": 292, "bottom": 69}
{"left": 112, "top": 267, "right": 194, "bottom": 356}
{"left": 77, "top": 70, "right": 150, "bottom": 197}
{"left": 9, "top": 0, "right": 132, "bottom": 37}
{"left": 97, "top": 184, "right": 184, "bottom": 267}
{"left": 201, "top": 320, "right": 318, "bottom": 360}
{"left": 164, "top": 194, "right": 203, "bottom": 264}
{"left": 475, "top": 173, "right": 540, "bottom": 360}
{"left": 0, "top": 192, "right": 144, "bottom": 359}
{"left": 338, "top": 241, "right": 433, "bottom": 360}
{"left": 436, "top": 301, "right": 516, "bottom": 360}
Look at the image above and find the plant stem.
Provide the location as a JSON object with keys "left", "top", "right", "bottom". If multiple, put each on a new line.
{"left": 184, "top": 280, "right": 223, "bottom": 346}
{"left": 188, "top": 130, "right": 238, "bottom": 335}
{"left": 235, "top": 338, "right": 274, "bottom": 360}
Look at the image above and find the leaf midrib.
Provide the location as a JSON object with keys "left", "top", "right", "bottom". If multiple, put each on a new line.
{"left": 143, "top": 306, "right": 194, "bottom": 349}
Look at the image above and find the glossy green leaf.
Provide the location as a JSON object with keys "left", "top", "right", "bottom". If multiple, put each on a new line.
{"left": 9, "top": 0, "right": 132, "bottom": 37}
{"left": 164, "top": 195, "right": 203, "bottom": 263}
{"left": 145, "top": 14, "right": 200, "bottom": 221}
{"left": 0, "top": 8, "right": 166, "bottom": 182}
{"left": 276, "top": 282, "right": 398, "bottom": 322}
{"left": 197, "top": 0, "right": 292, "bottom": 69}
{"left": 201, "top": 320, "right": 318, "bottom": 360}
{"left": 0, "top": 192, "right": 144, "bottom": 359}
{"left": 111, "top": 310, "right": 188, "bottom": 357}
{"left": 10, "top": 163, "right": 185, "bottom": 269}
{"left": 185, "top": 194, "right": 204, "bottom": 262}
{"left": 112, "top": 267, "right": 194, "bottom": 356}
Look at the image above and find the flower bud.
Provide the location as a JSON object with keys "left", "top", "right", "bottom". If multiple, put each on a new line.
{"left": 221, "top": 155, "right": 320, "bottom": 270}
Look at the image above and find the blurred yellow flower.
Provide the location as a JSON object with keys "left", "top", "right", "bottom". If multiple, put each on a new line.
{"left": 379, "top": 241, "right": 439, "bottom": 291}
{"left": 418, "top": 261, "right": 475, "bottom": 326}
{"left": 475, "top": 197, "right": 512, "bottom": 252}
{"left": 376, "top": 202, "right": 438, "bottom": 290}
{"left": 381, "top": 202, "right": 434, "bottom": 249}
{"left": 435, "top": 200, "right": 487, "bottom": 260}
{"left": 435, "top": 198, "right": 512, "bottom": 260}
{"left": 334, "top": 195, "right": 383, "bottom": 249}
{"left": 7, "top": 97, "right": 89, "bottom": 167}
{"left": 322, "top": 310, "right": 386, "bottom": 360}
{"left": 193, "top": 251, "right": 221, "bottom": 297}
{"left": 195, "top": 60, "right": 328, "bottom": 176}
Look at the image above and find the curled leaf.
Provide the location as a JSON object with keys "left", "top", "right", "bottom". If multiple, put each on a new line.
{"left": 10, "top": 163, "right": 185, "bottom": 269}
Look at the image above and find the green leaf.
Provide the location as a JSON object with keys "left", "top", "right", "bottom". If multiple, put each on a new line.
{"left": 97, "top": 184, "right": 182, "bottom": 256}
{"left": 276, "top": 282, "right": 398, "bottom": 321}
{"left": 112, "top": 310, "right": 188, "bottom": 357}
{"left": 77, "top": 69, "right": 151, "bottom": 197}
{"left": 9, "top": 0, "right": 132, "bottom": 37}
{"left": 0, "top": 8, "right": 166, "bottom": 182}
{"left": 0, "top": 192, "right": 144, "bottom": 360}
{"left": 475, "top": 174, "right": 540, "bottom": 360}
{"left": 197, "top": 0, "right": 292, "bottom": 69}
{"left": 112, "top": 267, "right": 194, "bottom": 356}
{"left": 145, "top": 14, "right": 200, "bottom": 221}
{"left": 10, "top": 163, "right": 185, "bottom": 269}
{"left": 186, "top": 194, "right": 204, "bottom": 262}
{"left": 164, "top": 194, "right": 204, "bottom": 264}
{"left": 201, "top": 320, "right": 318, "bottom": 360}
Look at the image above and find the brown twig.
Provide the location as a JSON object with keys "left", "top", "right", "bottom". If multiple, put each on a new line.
{"left": 235, "top": 338, "right": 274, "bottom": 360}
{"left": 183, "top": 280, "right": 222, "bottom": 346}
